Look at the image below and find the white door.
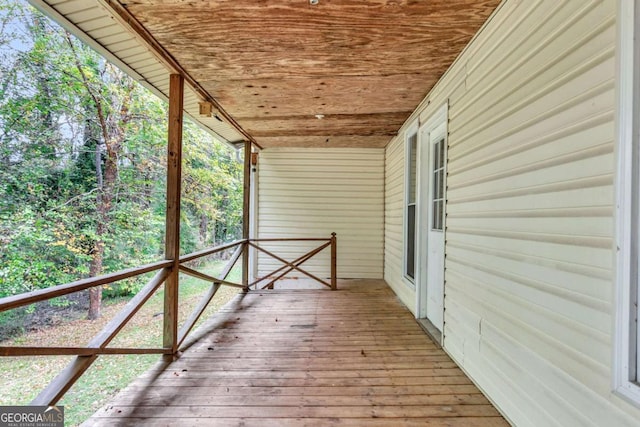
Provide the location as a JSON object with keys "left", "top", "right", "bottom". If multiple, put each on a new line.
{"left": 416, "top": 111, "right": 447, "bottom": 332}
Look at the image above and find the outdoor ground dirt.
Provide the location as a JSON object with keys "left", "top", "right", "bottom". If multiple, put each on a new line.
{"left": 0, "top": 263, "right": 240, "bottom": 426}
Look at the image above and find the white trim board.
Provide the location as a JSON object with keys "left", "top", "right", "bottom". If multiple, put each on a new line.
{"left": 613, "top": 0, "right": 640, "bottom": 407}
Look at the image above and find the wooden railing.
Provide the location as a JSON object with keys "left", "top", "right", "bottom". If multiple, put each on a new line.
{"left": 248, "top": 233, "right": 337, "bottom": 290}
{"left": 0, "top": 233, "right": 336, "bottom": 406}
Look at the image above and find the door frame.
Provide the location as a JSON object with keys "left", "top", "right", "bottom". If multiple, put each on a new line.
{"left": 415, "top": 102, "right": 448, "bottom": 331}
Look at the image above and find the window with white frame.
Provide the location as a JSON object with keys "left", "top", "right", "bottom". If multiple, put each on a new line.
{"left": 614, "top": 0, "right": 640, "bottom": 405}
{"left": 404, "top": 127, "right": 418, "bottom": 282}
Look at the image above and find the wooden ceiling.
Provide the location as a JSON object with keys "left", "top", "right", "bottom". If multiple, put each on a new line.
{"left": 122, "top": 0, "right": 501, "bottom": 148}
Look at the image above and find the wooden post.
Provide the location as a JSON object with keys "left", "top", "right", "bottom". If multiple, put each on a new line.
{"left": 242, "top": 141, "right": 251, "bottom": 290}
{"left": 163, "top": 74, "right": 184, "bottom": 355}
{"left": 331, "top": 232, "right": 337, "bottom": 290}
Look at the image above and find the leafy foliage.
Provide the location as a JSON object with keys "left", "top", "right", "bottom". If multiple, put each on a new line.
{"left": 0, "top": 2, "right": 243, "bottom": 311}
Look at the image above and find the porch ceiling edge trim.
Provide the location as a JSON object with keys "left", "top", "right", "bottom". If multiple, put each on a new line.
{"left": 27, "top": 0, "right": 253, "bottom": 150}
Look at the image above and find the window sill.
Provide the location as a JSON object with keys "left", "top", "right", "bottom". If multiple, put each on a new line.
{"left": 613, "top": 381, "right": 640, "bottom": 409}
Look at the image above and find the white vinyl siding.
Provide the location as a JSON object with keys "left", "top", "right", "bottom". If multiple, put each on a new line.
{"left": 385, "top": 0, "right": 640, "bottom": 425}
{"left": 257, "top": 148, "right": 384, "bottom": 280}
{"left": 614, "top": 0, "right": 640, "bottom": 406}
{"left": 385, "top": 136, "right": 415, "bottom": 309}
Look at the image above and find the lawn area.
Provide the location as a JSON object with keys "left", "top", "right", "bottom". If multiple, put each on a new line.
{"left": 0, "top": 259, "right": 241, "bottom": 426}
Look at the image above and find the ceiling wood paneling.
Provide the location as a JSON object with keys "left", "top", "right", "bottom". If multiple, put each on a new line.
{"left": 123, "top": 0, "right": 501, "bottom": 148}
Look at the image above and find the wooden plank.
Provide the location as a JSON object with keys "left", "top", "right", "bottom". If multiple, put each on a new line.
{"left": 191, "top": 330, "right": 431, "bottom": 338}
{"left": 173, "top": 349, "right": 445, "bottom": 358}
{"left": 249, "top": 241, "right": 332, "bottom": 288}
{"left": 219, "top": 243, "right": 244, "bottom": 279}
{"left": 251, "top": 238, "right": 331, "bottom": 242}
{"left": 109, "top": 393, "right": 489, "bottom": 407}
{"left": 0, "top": 260, "right": 171, "bottom": 312}
{"left": 178, "top": 239, "right": 245, "bottom": 263}
{"left": 192, "top": 330, "right": 428, "bottom": 341}
{"left": 122, "top": 375, "right": 473, "bottom": 388}
{"left": 0, "top": 347, "right": 168, "bottom": 356}
{"left": 163, "top": 74, "right": 184, "bottom": 354}
{"left": 198, "top": 341, "right": 443, "bottom": 350}
{"left": 255, "top": 135, "right": 392, "bottom": 148}
{"left": 138, "top": 367, "right": 465, "bottom": 379}
{"left": 179, "top": 265, "right": 244, "bottom": 288}
{"left": 178, "top": 265, "right": 222, "bottom": 283}
{"left": 201, "top": 333, "right": 432, "bottom": 341}
{"left": 158, "top": 360, "right": 454, "bottom": 372}
{"left": 96, "top": 404, "right": 502, "bottom": 418}
{"left": 84, "top": 280, "right": 506, "bottom": 425}
{"left": 248, "top": 244, "right": 327, "bottom": 288}
{"left": 188, "top": 344, "right": 438, "bottom": 353}
{"left": 77, "top": 417, "right": 510, "bottom": 427}
{"left": 111, "top": 384, "right": 483, "bottom": 398}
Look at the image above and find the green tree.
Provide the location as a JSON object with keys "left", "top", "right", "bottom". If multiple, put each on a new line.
{"left": 182, "top": 124, "right": 243, "bottom": 251}
{"left": 0, "top": 0, "right": 243, "bottom": 328}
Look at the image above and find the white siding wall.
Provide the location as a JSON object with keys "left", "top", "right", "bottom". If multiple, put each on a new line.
{"left": 257, "top": 148, "right": 384, "bottom": 279}
{"left": 385, "top": 0, "right": 640, "bottom": 425}
{"left": 384, "top": 135, "right": 415, "bottom": 308}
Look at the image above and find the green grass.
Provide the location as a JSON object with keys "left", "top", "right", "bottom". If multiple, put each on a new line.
{"left": 0, "top": 259, "right": 241, "bottom": 426}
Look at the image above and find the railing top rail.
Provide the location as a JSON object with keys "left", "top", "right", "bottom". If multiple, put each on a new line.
{"left": 0, "top": 240, "right": 248, "bottom": 314}
{"left": 0, "top": 259, "right": 172, "bottom": 313}
{"left": 249, "top": 237, "right": 331, "bottom": 242}
{"left": 0, "top": 235, "right": 334, "bottom": 314}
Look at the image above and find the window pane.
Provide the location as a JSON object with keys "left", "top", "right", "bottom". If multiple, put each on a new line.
{"left": 432, "top": 198, "right": 444, "bottom": 232}
{"left": 408, "top": 134, "right": 417, "bottom": 204}
{"left": 406, "top": 204, "right": 416, "bottom": 279}
{"left": 432, "top": 200, "right": 438, "bottom": 230}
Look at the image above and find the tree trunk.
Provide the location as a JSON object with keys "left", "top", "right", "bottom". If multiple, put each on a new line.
{"left": 87, "top": 136, "right": 118, "bottom": 319}
{"left": 86, "top": 120, "right": 103, "bottom": 320}
{"left": 87, "top": 129, "right": 120, "bottom": 319}
{"left": 67, "top": 33, "right": 134, "bottom": 319}
{"left": 87, "top": 238, "right": 103, "bottom": 320}
{"left": 199, "top": 213, "right": 208, "bottom": 246}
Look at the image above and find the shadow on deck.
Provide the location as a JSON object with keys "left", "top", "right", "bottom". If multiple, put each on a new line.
{"left": 84, "top": 279, "right": 508, "bottom": 426}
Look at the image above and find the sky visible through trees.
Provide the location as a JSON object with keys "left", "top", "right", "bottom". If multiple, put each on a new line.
{"left": 0, "top": 1, "right": 243, "bottom": 328}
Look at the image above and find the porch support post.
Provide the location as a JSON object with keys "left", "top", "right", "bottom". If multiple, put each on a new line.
{"left": 242, "top": 141, "right": 251, "bottom": 290}
{"left": 163, "top": 74, "right": 184, "bottom": 355}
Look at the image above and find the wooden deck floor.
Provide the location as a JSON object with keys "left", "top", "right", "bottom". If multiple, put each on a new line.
{"left": 84, "top": 280, "right": 508, "bottom": 426}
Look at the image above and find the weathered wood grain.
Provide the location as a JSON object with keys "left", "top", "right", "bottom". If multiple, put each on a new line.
{"left": 162, "top": 74, "right": 184, "bottom": 354}
{"left": 119, "top": 0, "right": 500, "bottom": 148}
{"left": 81, "top": 417, "right": 509, "bottom": 427}
{"left": 84, "top": 279, "right": 507, "bottom": 426}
